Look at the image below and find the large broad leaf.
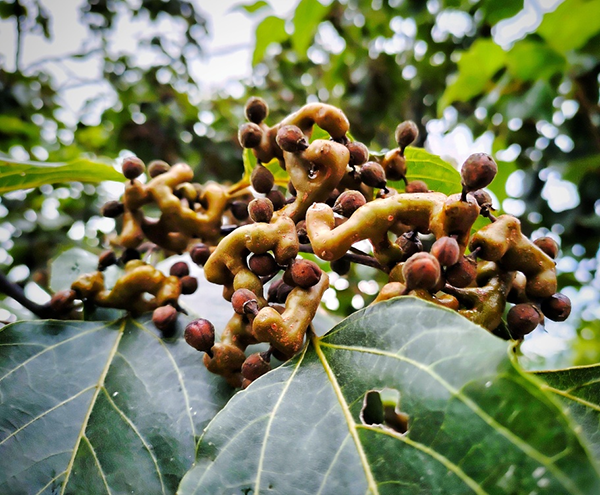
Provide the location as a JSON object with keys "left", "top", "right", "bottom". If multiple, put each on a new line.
{"left": 252, "top": 16, "right": 288, "bottom": 66}
{"left": 536, "top": 365, "right": 600, "bottom": 459}
{"left": 439, "top": 39, "right": 506, "bottom": 113}
{"left": 292, "top": 0, "right": 329, "bottom": 59}
{"left": 0, "top": 156, "right": 124, "bottom": 194}
{"left": 0, "top": 316, "right": 234, "bottom": 494}
{"left": 506, "top": 40, "right": 566, "bottom": 82}
{"left": 537, "top": 0, "right": 600, "bottom": 53}
{"left": 179, "top": 298, "right": 599, "bottom": 494}
{"left": 388, "top": 147, "right": 463, "bottom": 196}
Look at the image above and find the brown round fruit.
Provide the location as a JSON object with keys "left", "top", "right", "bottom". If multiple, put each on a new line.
{"left": 190, "top": 243, "right": 211, "bottom": 266}
{"left": 147, "top": 160, "right": 170, "bottom": 177}
{"left": 231, "top": 288, "right": 259, "bottom": 316}
{"left": 405, "top": 180, "right": 428, "bottom": 193}
{"left": 276, "top": 125, "right": 308, "bottom": 153}
{"left": 180, "top": 276, "right": 198, "bottom": 295}
{"left": 507, "top": 303, "right": 541, "bottom": 338}
{"left": 541, "top": 293, "right": 571, "bottom": 322}
{"left": 249, "top": 253, "right": 279, "bottom": 277}
{"left": 245, "top": 96, "right": 268, "bottom": 124}
{"left": 251, "top": 165, "right": 275, "bottom": 194}
{"left": 101, "top": 201, "right": 124, "bottom": 218}
{"left": 461, "top": 153, "right": 498, "bottom": 191}
{"left": 402, "top": 252, "right": 441, "bottom": 291}
{"left": 238, "top": 122, "right": 263, "bottom": 148}
{"left": 431, "top": 236, "right": 460, "bottom": 267}
{"left": 332, "top": 190, "right": 366, "bottom": 218}
{"left": 394, "top": 120, "right": 419, "bottom": 150}
{"left": 170, "top": 261, "right": 190, "bottom": 278}
{"left": 360, "top": 161, "right": 387, "bottom": 189}
{"left": 152, "top": 306, "right": 178, "bottom": 336}
{"left": 241, "top": 352, "right": 271, "bottom": 381}
{"left": 248, "top": 197, "right": 274, "bottom": 223}
{"left": 122, "top": 156, "right": 145, "bottom": 180}
{"left": 533, "top": 237, "right": 559, "bottom": 259}
{"left": 346, "top": 141, "right": 369, "bottom": 166}
{"left": 184, "top": 318, "right": 215, "bottom": 353}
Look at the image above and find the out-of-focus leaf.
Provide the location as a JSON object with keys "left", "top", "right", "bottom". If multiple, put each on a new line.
{"left": 538, "top": 0, "right": 600, "bottom": 53}
{"left": 292, "top": 0, "right": 329, "bottom": 60}
{"left": 536, "top": 364, "right": 600, "bottom": 458}
{"left": 480, "top": 0, "right": 524, "bottom": 25}
{"left": 440, "top": 39, "right": 506, "bottom": 112}
{"left": 0, "top": 156, "right": 124, "bottom": 194}
{"left": 387, "top": 147, "right": 463, "bottom": 196}
{"left": 0, "top": 317, "right": 235, "bottom": 494}
{"left": 506, "top": 40, "right": 566, "bottom": 81}
{"left": 50, "top": 248, "right": 99, "bottom": 293}
{"left": 234, "top": 0, "right": 270, "bottom": 14}
{"left": 0, "top": 115, "right": 39, "bottom": 138}
{"left": 252, "top": 16, "right": 287, "bottom": 66}
{"left": 488, "top": 159, "right": 518, "bottom": 206}
{"left": 179, "top": 298, "right": 600, "bottom": 494}
{"left": 563, "top": 154, "right": 600, "bottom": 184}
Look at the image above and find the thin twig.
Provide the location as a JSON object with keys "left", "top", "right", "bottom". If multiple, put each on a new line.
{"left": 299, "top": 244, "right": 388, "bottom": 273}
{"left": 0, "top": 271, "right": 55, "bottom": 319}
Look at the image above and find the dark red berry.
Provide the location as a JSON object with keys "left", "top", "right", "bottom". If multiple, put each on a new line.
{"left": 276, "top": 125, "right": 309, "bottom": 153}
{"left": 180, "top": 276, "right": 198, "bottom": 295}
{"left": 230, "top": 201, "right": 249, "bottom": 221}
{"left": 534, "top": 237, "right": 559, "bottom": 259}
{"left": 170, "top": 261, "right": 190, "bottom": 278}
{"left": 431, "top": 236, "right": 460, "bottom": 267}
{"left": 184, "top": 318, "right": 215, "bottom": 353}
{"left": 190, "top": 243, "right": 211, "bottom": 266}
{"left": 50, "top": 289, "right": 77, "bottom": 314}
{"left": 249, "top": 253, "right": 279, "bottom": 277}
{"left": 332, "top": 190, "right": 366, "bottom": 218}
{"left": 402, "top": 252, "right": 441, "bottom": 291}
{"left": 461, "top": 153, "right": 498, "bottom": 191}
{"left": 541, "top": 293, "right": 571, "bottom": 322}
{"left": 232, "top": 288, "right": 259, "bottom": 316}
{"left": 346, "top": 141, "right": 369, "bottom": 166}
{"left": 248, "top": 197, "right": 274, "bottom": 223}
{"left": 395, "top": 121, "right": 419, "bottom": 150}
{"left": 122, "top": 156, "right": 145, "bottom": 180}
{"left": 241, "top": 351, "right": 271, "bottom": 381}
{"left": 238, "top": 122, "right": 263, "bottom": 148}
{"left": 245, "top": 96, "right": 268, "bottom": 124}
{"left": 290, "top": 259, "right": 322, "bottom": 288}
{"left": 152, "top": 306, "right": 178, "bottom": 336}
{"left": 360, "top": 161, "right": 387, "bottom": 189}
{"left": 395, "top": 231, "right": 423, "bottom": 261}
{"left": 147, "top": 160, "right": 170, "bottom": 178}
{"left": 98, "top": 250, "right": 118, "bottom": 271}
{"left": 266, "top": 189, "right": 286, "bottom": 211}
{"left": 507, "top": 303, "right": 541, "bottom": 338}
{"left": 446, "top": 256, "right": 477, "bottom": 288}
{"left": 101, "top": 201, "right": 124, "bottom": 218}
{"left": 405, "top": 180, "right": 428, "bottom": 193}
{"left": 120, "top": 248, "right": 141, "bottom": 264}
{"left": 251, "top": 165, "right": 275, "bottom": 194}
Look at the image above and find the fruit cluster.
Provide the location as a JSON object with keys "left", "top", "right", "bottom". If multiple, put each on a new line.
{"left": 63, "top": 98, "right": 571, "bottom": 388}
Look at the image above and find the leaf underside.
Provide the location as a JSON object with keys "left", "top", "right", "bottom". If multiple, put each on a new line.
{"left": 0, "top": 317, "right": 234, "bottom": 494}
{"left": 179, "top": 298, "right": 599, "bottom": 495}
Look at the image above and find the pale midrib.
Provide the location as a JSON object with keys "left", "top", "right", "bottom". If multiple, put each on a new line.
{"left": 357, "top": 425, "right": 488, "bottom": 495}
{"left": 321, "top": 342, "right": 584, "bottom": 495}
{"left": 313, "top": 337, "right": 379, "bottom": 495}
{"left": 59, "top": 321, "right": 125, "bottom": 495}
{"left": 254, "top": 346, "right": 308, "bottom": 495}
{"left": 102, "top": 388, "right": 166, "bottom": 494}
{"left": 133, "top": 320, "right": 197, "bottom": 440}
{"left": 81, "top": 435, "right": 111, "bottom": 494}
{"left": 541, "top": 385, "right": 600, "bottom": 412}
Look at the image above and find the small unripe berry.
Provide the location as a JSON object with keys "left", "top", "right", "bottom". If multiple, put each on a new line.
{"left": 534, "top": 237, "right": 559, "bottom": 259}
{"left": 383, "top": 149, "right": 407, "bottom": 181}
{"left": 241, "top": 351, "right": 271, "bottom": 381}
{"left": 332, "top": 190, "right": 366, "bottom": 218}
{"left": 232, "top": 288, "right": 259, "bottom": 316}
{"left": 290, "top": 259, "right": 322, "bottom": 288}
{"left": 180, "top": 276, "right": 198, "bottom": 295}
{"left": 266, "top": 189, "right": 286, "bottom": 211}
{"left": 50, "top": 289, "right": 77, "bottom": 314}
{"left": 251, "top": 165, "right": 275, "bottom": 194}
{"left": 395, "top": 232, "right": 422, "bottom": 260}
{"left": 230, "top": 200, "right": 249, "bottom": 220}
{"left": 122, "top": 156, "right": 145, "bottom": 180}
{"left": 249, "top": 253, "right": 279, "bottom": 277}
{"left": 461, "top": 153, "right": 497, "bottom": 191}
{"left": 147, "top": 160, "right": 170, "bottom": 178}
{"left": 507, "top": 303, "right": 541, "bottom": 338}
{"left": 245, "top": 96, "right": 268, "bottom": 123}
{"left": 431, "top": 236, "right": 460, "bottom": 267}
{"left": 405, "top": 180, "right": 428, "bottom": 193}
{"left": 276, "top": 125, "right": 308, "bottom": 153}
{"left": 446, "top": 256, "right": 477, "bottom": 288}
{"left": 98, "top": 250, "right": 118, "bottom": 271}
{"left": 541, "top": 293, "right": 571, "bottom": 322}
{"left": 402, "top": 252, "right": 441, "bottom": 291}
{"left": 170, "top": 261, "right": 190, "bottom": 278}
{"left": 346, "top": 141, "right": 369, "bottom": 166}
{"left": 470, "top": 189, "right": 493, "bottom": 208}
{"left": 238, "top": 122, "right": 263, "bottom": 148}
{"left": 190, "top": 243, "right": 211, "bottom": 266}
{"left": 331, "top": 258, "right": 351, "bottom": 276}
{"left": 248, "top": 197, "right": 274, "bottom": 223}
{"left": 184, "top": 318, "right": 215, "bottom": 353}
{"left": 152, "top": 305, "right": 178, "bottom": 337}
{"left": 101, "top": 201, "right": 124, "bottom": 218}
{"left": 395, "top": 121, "right": 419, "bottom": 150}
{"left": 360, "top": 161, "right": 387, "bottom": 189}
{"left": 120, "top": 248, "right": 141, "bottom": 264}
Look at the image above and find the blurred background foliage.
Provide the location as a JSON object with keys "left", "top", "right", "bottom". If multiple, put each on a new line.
{"left": 0, "top": 0, "right": 599, "bottom": 366}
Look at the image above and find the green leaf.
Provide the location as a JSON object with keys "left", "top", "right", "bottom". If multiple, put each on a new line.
{"left": 0, "top": 317, "right": 234, "bottom": 494}
{"left": 292, "top": 0, "right": 329, "bottom": 60}
{"left": 0, "top": 156, "right": 125, "bottom": 194}
{"left": 179, "top": 298, "right": 599, "bottom": 494}
{"left": 536, "top": 364, "right": 600, "bottom": 458}
{"left": 252, "top": 16, "right": 288, "bottom": 66}
{"left": 538, "top": 0, "right": 600, "bottom": 53}
{"left": 234, "top": 0, "right": 270, "bottom": 14}
{"left": 480, "top": 0, "right": 524, "bottom": 25}
{"left": 242, "top": 148, "right": 289, "bottom": 186}
{"left": 0, "top": 115, "right": 39, "bottom": 138}
{"left": 50, "top": 248, "right": 100, "bottom": 293}
{"left": 563, "top": 154, "right": 600, "bottom": 184}
{"left": 506, "top": 40, "right": 566, "bottom": 81}
{"left": 440, "top": 39, "right": 506, "bottom": 112}
{"left": 387, "top": 147, "right": 463, "bottom": 196}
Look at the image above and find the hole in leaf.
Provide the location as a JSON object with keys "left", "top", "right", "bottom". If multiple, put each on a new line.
{"left": 360, "top": 388, "right": 409, "bottom": 434}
